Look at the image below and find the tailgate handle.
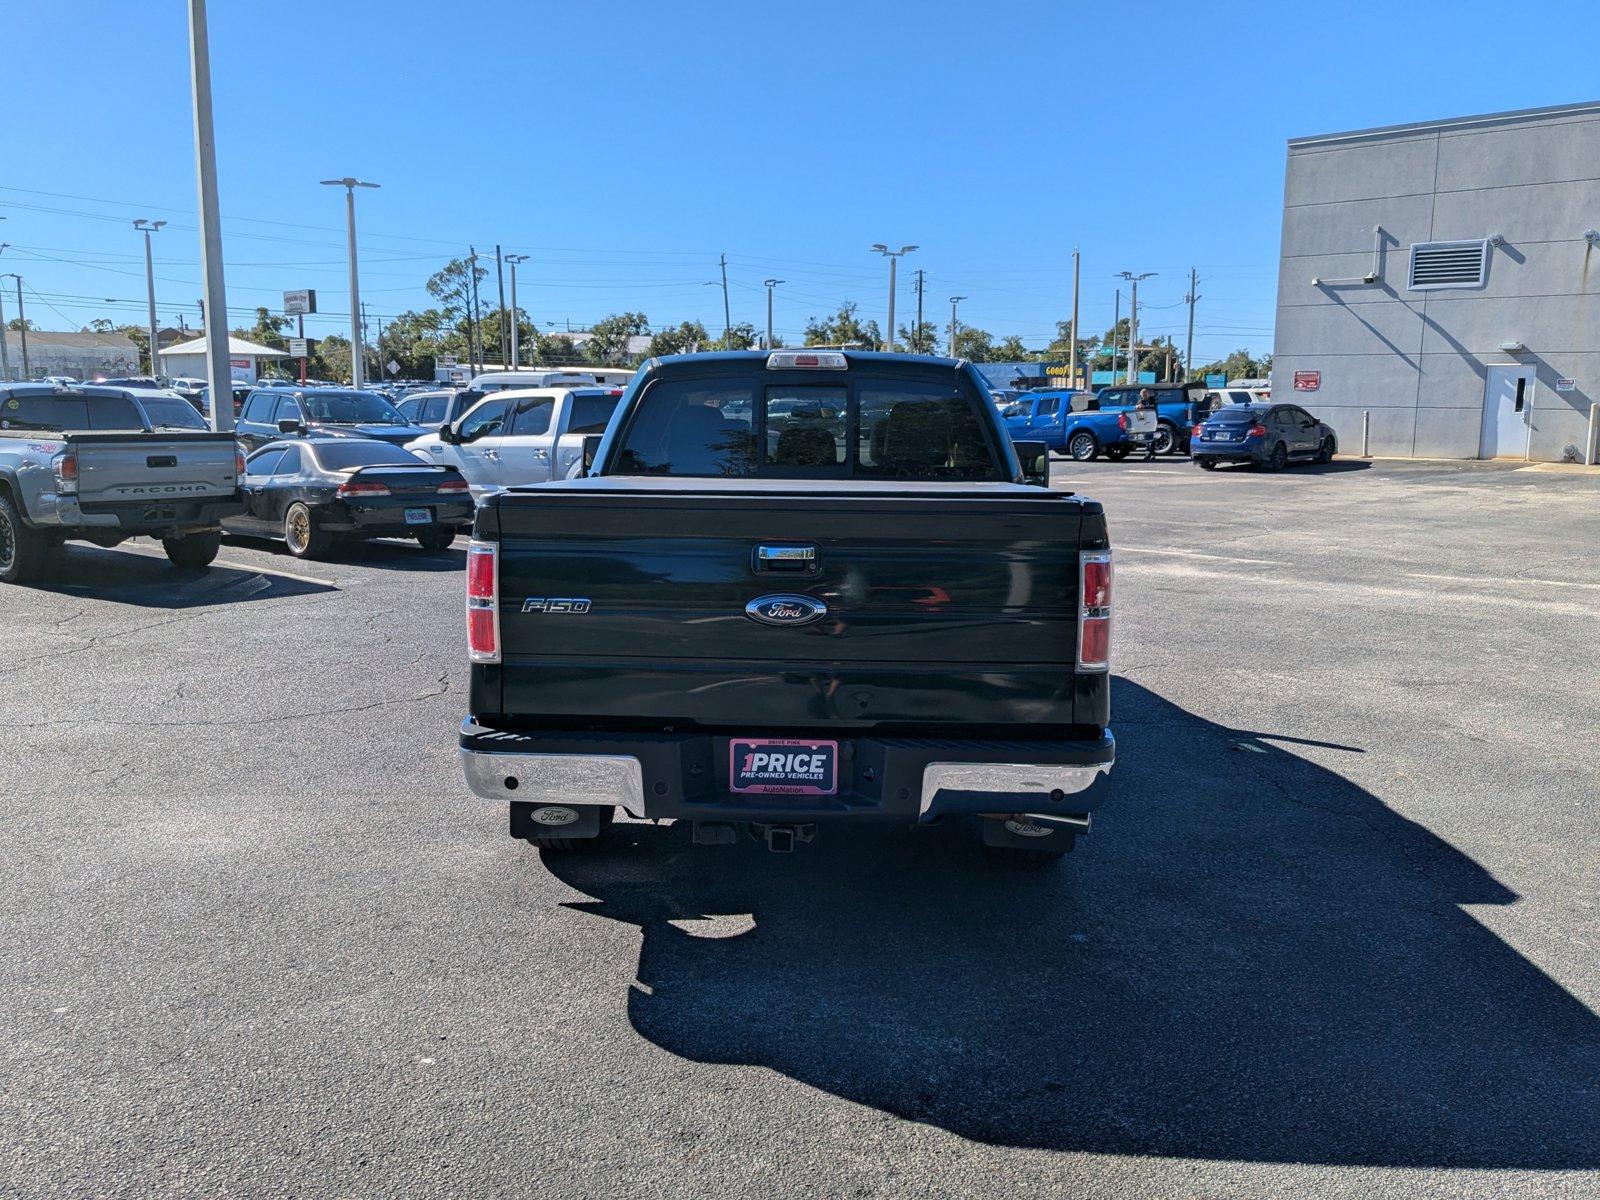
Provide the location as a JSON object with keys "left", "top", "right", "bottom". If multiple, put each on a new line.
{"left": 146, "top": 455, "right": 177, "bottom": 468}
{"left": 755, "top": 544, "right": 817, "bottom": 574}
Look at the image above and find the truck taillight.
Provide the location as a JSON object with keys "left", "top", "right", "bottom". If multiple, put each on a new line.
{"left": 1117, "top": 412, "right": 1128, "bottom": 431}
{"left": 234, "top": 448, "right": 245, "bottom": 478}
{"left": 466, "top": 540, "right": 500, "bottom": 663}
{"left": 53, "top": 450, "right": 78, "bottom": 494}
{"left": 1077, "top": 551, "right": 1112, "bottom": 671}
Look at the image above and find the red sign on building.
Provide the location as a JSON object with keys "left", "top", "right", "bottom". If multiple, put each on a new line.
{"left": 1293, "top": 370, "right": 1321, "bottom": 392}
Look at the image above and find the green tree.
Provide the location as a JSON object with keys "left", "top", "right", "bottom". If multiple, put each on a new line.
{"left": 1194, "top": 347, "right": 1271, "bottom": 381}
{"left": 898, "top": 319, "right": 941, "bottom": 354}
{"left": 951, "top": 326, "right": 997, "bottom": 361}
{"left": 233, "top": 307, "right": 291, "bottom": 352}
{"left": 86, "top": 318, "right": 114, "bottom": 333}
{"left": 804, "top": 301, "right": 881, "bottom": 350}
{"left": 313, "top": 333, "right": 351, "bottom": 382}
{"left": 585, "top": 312, "right": 651, "bottom": 363}
{"left": 992, "top": 334, "right": 1033, "bottom": 361}
{"left": 8, "top": 317, "right": 37, "bottom": 332}
{"left": 645, "top": 320, "right": 710, "bottom": 358}
{"left": 111, "top": 324, "right": 153, "bottom": 373}
{"left": 427, "top": 257, "right": 489, "bottom": 362}
{"left": 710, "top": 321, "right": 757, "bottom": 352}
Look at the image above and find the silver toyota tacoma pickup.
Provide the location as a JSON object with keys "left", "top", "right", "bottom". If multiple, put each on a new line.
{"left": 0, "top": 383, "right": 243, "bottom": 583}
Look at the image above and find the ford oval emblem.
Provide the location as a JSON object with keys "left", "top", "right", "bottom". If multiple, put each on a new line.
{"left": 745, "top": 594, "right": 828, "bottom": 627}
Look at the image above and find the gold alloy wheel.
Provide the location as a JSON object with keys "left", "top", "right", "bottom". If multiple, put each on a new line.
{"left": 286, "top": 506, "right": 311, "bottom": 554}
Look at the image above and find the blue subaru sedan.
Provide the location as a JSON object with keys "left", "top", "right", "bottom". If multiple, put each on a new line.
{"left": 1191, "top": 402, "right": 1337, "bottom": 471}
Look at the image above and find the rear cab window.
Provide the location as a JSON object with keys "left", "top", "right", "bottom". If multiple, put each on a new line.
{"left": 610, "top": 363, "right": 1005, "bottom": 480}
{"left": 1, "top": 394, "right": 85, "bottom": 431}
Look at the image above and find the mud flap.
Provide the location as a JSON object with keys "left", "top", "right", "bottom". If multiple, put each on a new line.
{"left": 509, "top": 802, "right": 606, "bottom": 841}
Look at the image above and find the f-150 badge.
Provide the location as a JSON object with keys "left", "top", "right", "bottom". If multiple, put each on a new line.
{"left": 745, "top": 594, "right": 827, "bottom": 627}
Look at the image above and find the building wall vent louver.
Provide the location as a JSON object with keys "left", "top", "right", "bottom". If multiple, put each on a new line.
{"left": 1408, "top": 240, "right": 1489, "bottom": 291}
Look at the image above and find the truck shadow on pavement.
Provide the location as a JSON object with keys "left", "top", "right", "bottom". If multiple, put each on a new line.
{"left": 38, "top": 544, "right": 336, "bottom": 608}
{"left": 545, "top": 678, "right": 1600, "bottom": 1169}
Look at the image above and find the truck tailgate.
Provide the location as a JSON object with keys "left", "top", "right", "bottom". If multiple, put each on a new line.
{"left": 479, "top": 480, "right": 1104, "bottom": 731}
{"left": 73, "top": 433, "right": 238, "bottom": 506}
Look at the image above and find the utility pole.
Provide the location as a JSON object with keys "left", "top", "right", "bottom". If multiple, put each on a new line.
{"left": 0, "top": 237, "right": 10, "bottom": 380}
{"left": 467, "top": 247, "right": 483, "bottom": 375}
{"left": 718, "top": 253, "right": 732, "bottom": 348}
{"left": 1184, "top": 266, "right": 1200, "bottom": 382}
{"left": 188, "top": 0, "right": 233, "bottom": 429}
{"left": 134, "top": 219, "right": 166, "bottom": 377}
{"left": 1069, "top": 246, "right": 1081, "bottom": 390}
{"left": 320, "top": 176, "right": 379, "bottom": 389}
{"left": 1111, "top": 288, "right": 1120, "bottom": 383}
{"left": 948, "top": 295, "right": 966, "bottom": 358}
{"left": 1, "top": 275, "right": 26, "bottom": 378}
{"left": 360, "top": 302, "right": 370, "bottom": 382}
{"left": 494, "top": 244, "right": 508, "bottom": 370}
{"left": 913, "top": 268, "right": 925, "bottom": 352}
{"left": 1117, "top": 270, "right": 1155, "bottom": 385}
{"left": 871, "top": 243, "right": 917, "bottom": 352}
{"left": 763, "top": 278, "right": 783, "bottom": 350}
{"left": 505, "top": 254, "right": 528, "bottom": 368}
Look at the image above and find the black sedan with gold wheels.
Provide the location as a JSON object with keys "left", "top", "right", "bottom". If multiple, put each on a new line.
{"left": 224, "top": 436, "right": 474, "bottom": 559}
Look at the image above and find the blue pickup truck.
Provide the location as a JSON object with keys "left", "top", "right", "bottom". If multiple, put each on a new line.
{"left": 1093, "top": 382, "right": 1209, "bottom": 456}
{"left": 1002, "top": 391, "right": 1130, "bottom": 462}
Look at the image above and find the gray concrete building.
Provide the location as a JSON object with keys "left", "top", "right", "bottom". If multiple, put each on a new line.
{"left": 1273, "top": 101, "right": 1600, "bottom": 462}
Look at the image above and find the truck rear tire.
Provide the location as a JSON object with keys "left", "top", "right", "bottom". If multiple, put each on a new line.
{"left": 0, "top": 492, "right": 51, "bottom": 584}
{"left": 163, "top": 530, "right": 221, "bottom": 570}
{"left": 1153, "top": 424, "right": 1177, "bottom": 456}
{"left": 1067, "top": 431, "right": 1099, "bottom": 462}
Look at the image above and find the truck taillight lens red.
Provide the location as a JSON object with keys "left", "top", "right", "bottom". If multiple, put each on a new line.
{"left": 1117, "top": 412, "right": 1128, "bottom": 430}
{"left": 466, "top": 540, "right": 500, "bottom": 663}
{"left": 53, "top": 450, "right": 78, "bottom": 494}
{"left": 234, "top": 448, "right": 245, "bottom": 478}
{"left": 1077, "top": 551, "right": 1112, "bottom": 671}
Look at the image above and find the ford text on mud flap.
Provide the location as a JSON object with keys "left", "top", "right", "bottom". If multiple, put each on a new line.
{"left": 458, "top": 351, "right": 1114, "bottom": 863}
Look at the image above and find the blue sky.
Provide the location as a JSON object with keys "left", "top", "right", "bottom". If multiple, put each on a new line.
{"left": 5, "top": 0, "right": 1598, "bottom": 364}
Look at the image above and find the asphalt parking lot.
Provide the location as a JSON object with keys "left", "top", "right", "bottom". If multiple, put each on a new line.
{"left": 3, "top": 457, "right": 1597, "bottom": 1199}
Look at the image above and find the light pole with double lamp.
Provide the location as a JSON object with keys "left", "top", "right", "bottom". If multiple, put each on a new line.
{"left": 871, "top": 243, "right": 917, "bottom": 352}
{"left": 763, "top": 278, "right": 784, "bottom": 349}
{"left": 133, "top": 219, "right": 166, "bottom": 378}
{"left": 505, "top": 254, "right": 528, "bottom": 368}
{"left": 947, "top": 295, "right": 966, "bottom": 359}
{"left": 320, "top": 178, "right": 380, "bottom": 388}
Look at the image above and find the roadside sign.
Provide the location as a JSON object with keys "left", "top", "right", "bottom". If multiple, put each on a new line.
{"left": 387, "top": 359, "right": 401, "bottom": 375}
{"left": 1555, "top": 377, "right": 1576, "bottom": 392}
{"left": 283, "top": 289, "right": 317, "bottom": 315}
{"left": 436, "top": 354, "right": 458, "bottom": 368}
{"left": 1293, "top": 370, "right": 1321, "bottom": 392}
{"left": 1204, "top": 373, "right": 1226, "bottom": 388}
{"left": 289, "top": 337, "right": 309, "bottom": 358}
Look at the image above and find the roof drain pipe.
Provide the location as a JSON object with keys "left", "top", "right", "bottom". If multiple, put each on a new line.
{"left": 1311, "top": 225, "right": 1385, "bottom": 287}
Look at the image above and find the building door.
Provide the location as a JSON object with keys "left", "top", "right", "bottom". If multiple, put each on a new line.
{"left": 1479, "top": 365, "right": 1536, "bottom": 459}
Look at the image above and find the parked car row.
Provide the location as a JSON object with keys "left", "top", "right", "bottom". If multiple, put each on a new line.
{"left": 1000, "top": 381, "right": 1336, "bottom": 472}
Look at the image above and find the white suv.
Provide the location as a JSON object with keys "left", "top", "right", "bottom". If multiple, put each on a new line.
{"left": 407, "top": 386, "right": 626, "bottom": 498}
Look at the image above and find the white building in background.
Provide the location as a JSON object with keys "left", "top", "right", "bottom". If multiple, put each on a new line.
{"left": 2, "top": 330, "right": 141, "bottom": 381}
{"left": 1273, "top": 101, "right": 1600, "bottom": 462}
{"left": 159, "top": 334, "right": 289, "bottom": 382}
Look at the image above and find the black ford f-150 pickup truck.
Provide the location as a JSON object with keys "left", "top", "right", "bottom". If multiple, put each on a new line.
{"left": 458, "top": 349, "right": 1114, "bottom": 861}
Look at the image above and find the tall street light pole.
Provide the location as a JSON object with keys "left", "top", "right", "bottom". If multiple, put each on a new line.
{"left": 505, "top": 254, "right": 528, "bottom": 368}
{"left": 1117, "top": 270, "right": 1155, "bottom": 385}
{"left": 871, "top": 243, "right": 917, "bottom": 352}
{"left": 134, "top": 219, "right": 167, "bottom": 378}
{"left": 948, "top": 295, "right": 966, "bottom": 358}
{"left": 188, "top": 0, "right": 233, "bottom": 429}
{"left": 1069, "top": 246, "right": 1081, "bottom": 390}
{"left": 762, "top": 278, "right": 783, "bottom": 350}
{"left": 320, "top": 177, "right": 379, "bottom": 389}
{"left": 3, "top": 275, "right": 29, "bottom": 379}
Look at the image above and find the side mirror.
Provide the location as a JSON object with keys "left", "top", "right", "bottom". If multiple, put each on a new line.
{"left": 581, "top": 434, "right": 604, "bottom": 476}
{"left": 1013, "top": 439, "right": 1049, "bottom": 487}
{"left": 276, "top": 418, "right": 302, "bottom": 435}
{"left": 438, "top": 422, "right": 456, "bottom": 445}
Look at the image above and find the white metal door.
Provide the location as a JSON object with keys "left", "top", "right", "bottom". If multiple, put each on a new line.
{"left": 1480, "top": 365, "right": 1536, "bottom": 459}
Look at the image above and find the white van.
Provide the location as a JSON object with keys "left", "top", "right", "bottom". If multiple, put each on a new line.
{"left": 468, "top": 369, "right": 600, "bottom": 393}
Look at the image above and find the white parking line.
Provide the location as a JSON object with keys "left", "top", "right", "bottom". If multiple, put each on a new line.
{"left": 1407, "top": 571, "right": 1600, "bottom": 593}
{"left": 1118, "top": 546, "right": 1284, "bottom": 566}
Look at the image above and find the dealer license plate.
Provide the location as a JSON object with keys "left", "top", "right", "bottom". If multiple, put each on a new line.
{"left": 404, "top": 507, "right": 431, "bottom": 525}
{"left": 729, "top": 738, "right": 839, "bottom": 796}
